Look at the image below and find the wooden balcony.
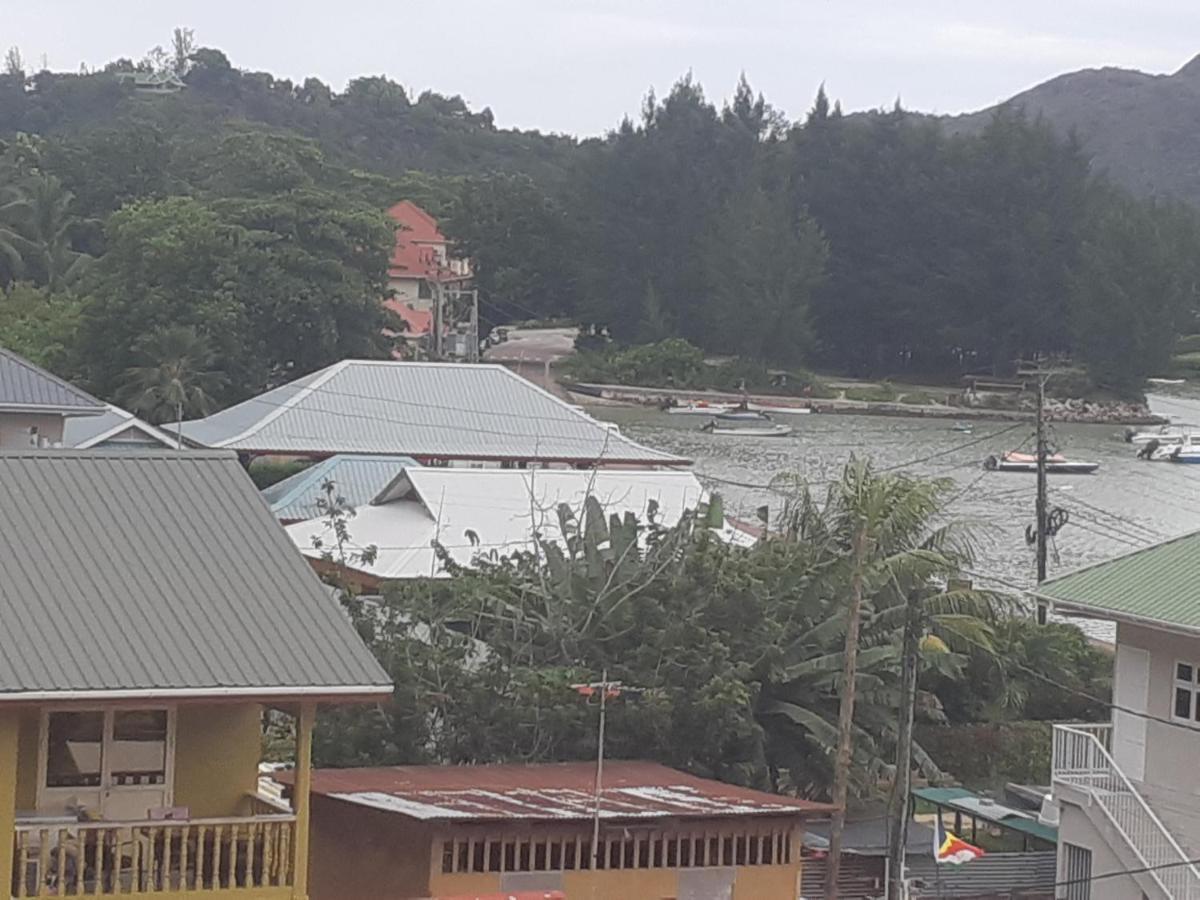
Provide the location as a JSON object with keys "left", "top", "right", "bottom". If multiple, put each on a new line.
{"left": 11, "top": 808, "right": 296, "bottom": 898}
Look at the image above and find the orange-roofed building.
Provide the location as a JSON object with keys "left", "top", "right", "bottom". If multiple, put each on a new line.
{"left": 280, "top": 760, "right": 833, "bottom": 900}
{"left": 385, "top": 201, "right": 472, "bottom": 341}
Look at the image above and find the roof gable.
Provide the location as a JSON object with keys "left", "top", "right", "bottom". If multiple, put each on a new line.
{"left": 263, "top": 454, "right": 418, "bottom": 522}
{"left": 180, "top": 360, "right": 684, "bottom": 465}
{"left": 0, "top": 347, "right": 105, "bottom": 414}
{"left": 1035, "top": 529, "right": 1200, "bottom": 630}
{"left": 63, "top": 404, "right": 179, "bottom": 449}
{"left": 0, "top": 450, "right": 390, "bottom": 699}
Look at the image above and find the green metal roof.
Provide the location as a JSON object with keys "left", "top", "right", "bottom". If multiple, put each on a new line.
{"left": 1000, "top": 815, "right": 1057, "bottom": 844}
{"left": 1033, "top": 530, "right": 1200, "bottom": 630}
{"left": 913, "top": 787, "right": 974, "bottom": 805}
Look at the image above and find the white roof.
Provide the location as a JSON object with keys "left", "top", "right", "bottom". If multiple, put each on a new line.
{"left": 286, "top": 467, "right": 753, "bottom": 580}
{"left": 179, "top": 359, "right": 685, "bottom": 465}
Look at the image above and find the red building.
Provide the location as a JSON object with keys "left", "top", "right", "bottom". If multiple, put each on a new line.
{"left": 385, "top": 201, "right": 471, "bottom": 340}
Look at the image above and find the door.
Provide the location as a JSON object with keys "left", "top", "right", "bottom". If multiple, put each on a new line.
{"left": 1112, "top": 644, "right": 1150, "bottom": 781}
{"left": 39, "top": 708, "right": 175, "bottom": 819}
{"left": 678, "top": 867, "right": 735, "bottom": 900}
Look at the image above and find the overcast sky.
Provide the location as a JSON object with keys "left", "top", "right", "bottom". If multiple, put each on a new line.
{"left": 10, "top": 1, "right": 1200, "bottom": 135}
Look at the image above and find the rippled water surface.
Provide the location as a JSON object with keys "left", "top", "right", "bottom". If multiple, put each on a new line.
{"left": 593, "top": 394, "right": 1200, "bottom": 642}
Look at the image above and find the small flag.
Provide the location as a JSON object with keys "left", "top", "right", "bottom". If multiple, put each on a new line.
{"left": 934, "top": 820, "right": 984, "bottom": 864}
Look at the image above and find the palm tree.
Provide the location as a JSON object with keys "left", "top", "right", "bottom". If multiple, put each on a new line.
{"left": 4, "top": 174, "right": 94, "bottom": 290}
{"left": 117, "top": 326, "right": 227, "bottom": 441}
{"left": 765, "top": 459, "right": 999, "bottom": 899}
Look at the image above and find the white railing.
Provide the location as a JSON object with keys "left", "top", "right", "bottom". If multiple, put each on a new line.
{"left": 1053, "top": 723, "right": 1200, "bottom": 899}
{"left": 11, "top": 813, "right": 295, "bottom": 897}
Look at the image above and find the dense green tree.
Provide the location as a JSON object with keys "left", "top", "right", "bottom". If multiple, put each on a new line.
{"left": 0, "top": 282, "right": 82, "bottom": 371}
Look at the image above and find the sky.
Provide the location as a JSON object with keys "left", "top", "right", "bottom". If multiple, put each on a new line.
{"left": 8, "top": 0, "right": 1200, "bottom": 136}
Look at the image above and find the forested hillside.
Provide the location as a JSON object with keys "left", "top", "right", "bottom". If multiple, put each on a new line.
{"left": 0, "top": 38, "right": 1196, "bottom": 412}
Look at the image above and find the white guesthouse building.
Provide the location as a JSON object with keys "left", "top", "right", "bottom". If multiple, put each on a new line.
{"left": 1037, "top": 532, "right": 1200, "bottom": 899}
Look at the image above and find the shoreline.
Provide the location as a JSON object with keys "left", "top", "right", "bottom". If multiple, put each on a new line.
{"left": 562, "top": 381, "right": 1168, "bottom": 426}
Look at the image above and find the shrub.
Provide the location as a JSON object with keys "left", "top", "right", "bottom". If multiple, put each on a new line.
{"left": 914, "top": 722, "right": 1052, "bottom": 790}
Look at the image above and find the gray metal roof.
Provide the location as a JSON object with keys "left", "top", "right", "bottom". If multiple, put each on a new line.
{"left": 0, "top": 346, "right": 106, "bottom": 413}
{"left": 0, "top": 450, "right": 391, "bottom": 699}
{"left": 62, "top": 404, "right": 179, "bottom": 449}
{"left": 262, "top": 454, "right": 418, "bottom": 522}
{"left": 179, "top": 360, "right": 686, "bottom": 465}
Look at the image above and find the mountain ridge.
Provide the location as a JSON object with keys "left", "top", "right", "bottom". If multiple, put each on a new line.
{"left": 938, "top": 54, "right": 1200, "bottom": 204}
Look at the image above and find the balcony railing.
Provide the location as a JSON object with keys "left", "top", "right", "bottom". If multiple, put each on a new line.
{"left": 11, "top": 812, "right": 295, "bottom": 897}
{"left": 1053, "top": 723, "right": 1200, "bottom": 899}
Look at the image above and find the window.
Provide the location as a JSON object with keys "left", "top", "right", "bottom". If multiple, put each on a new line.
{"left": 1062, "top": 842, "right": 1092, "bottom": 900}
{"left": 46, "top": 712, "right": 104, "bottom": 788}
{"left": 110, "top": 710, "right": 168, "bottom": 785}
{"left": 41, "top": 708, "right": 174, "bottom": 802}
{"left": 418, "top": 279, "right": 433, "bottom": 300}
{"left": 1173, "top": 662, "right": 1200, "bottom": 723}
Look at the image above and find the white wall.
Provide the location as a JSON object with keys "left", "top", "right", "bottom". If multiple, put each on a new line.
{"left": 1057, "top": 801, "right": 1160, "bottom": 899}
{"left": 1118, "top": 621, "right": 1200, "bottom": 801}
{"left": 0, "top": 413, "right": 64, "bottom": 449}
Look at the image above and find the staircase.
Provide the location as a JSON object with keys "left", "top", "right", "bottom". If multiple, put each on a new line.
{"left": 1052, "top": 723, "right": 1200, "bottom": 899}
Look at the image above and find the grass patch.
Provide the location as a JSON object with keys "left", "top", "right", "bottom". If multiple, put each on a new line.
{"left": 843, "top": 384, "right": 899, "bottom": 403}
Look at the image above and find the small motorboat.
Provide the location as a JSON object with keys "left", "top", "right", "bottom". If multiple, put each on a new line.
{"left": 1148, "top": 377, "right": 1186, "bottom": 386}
{"left": 1169, "top": 443, "right": 1200, "bottom": 464}
{"left": 716, "top": 409, "right": 773, "bottom": 423}
{"left": 666, "top": 401, "right": 736, "bottom": 415}
{"left": 702, "top": 420, "right": 793, "bottom": 438}
{"left": 1125, "top": 425, "right": 1186, "bottom": 445}
{"left": 983, "top": 451, "right": 1099, "bottom": 475}
{"left": 951, "top": 421, "right": 973, "bottom": 434}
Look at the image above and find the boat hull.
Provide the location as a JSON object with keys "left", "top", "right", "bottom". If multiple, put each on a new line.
{"left": 703, "top": 424, "right": 793, "bottom": 437}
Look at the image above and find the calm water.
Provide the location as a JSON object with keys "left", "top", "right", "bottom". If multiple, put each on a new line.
{"left": 593, "top": 395, "right": 1200, "bottom": 641}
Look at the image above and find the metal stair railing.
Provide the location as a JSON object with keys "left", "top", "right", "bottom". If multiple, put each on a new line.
{"left": 1053, "top": 723, "right": 1200, "bottom": 899}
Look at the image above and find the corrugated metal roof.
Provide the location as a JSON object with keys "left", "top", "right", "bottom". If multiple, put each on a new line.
{"left": 62, "top": 404, "right": 179, "bottom": 449}
{"left": 0, "top": 347, "right": 106, "bottom": 412}
{"left": 262, "top": 454, "right": 418, "bottom": 522}
{"left": 286, "top": 467, "right": 751, "bottom": 581}
{"left": 291, "top": 761, "right": 832, "bottom": 823}
{"left": 1033, "top": 530, "right": 1200, "bottom": 630}
{"left": 179, "top": 360, "right": 685, "bottom": 465}
{"left": 0, "top": 450, "right": 391, "bottom": 698}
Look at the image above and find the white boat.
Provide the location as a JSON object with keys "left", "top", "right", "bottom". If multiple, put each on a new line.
{"left": 983, "top": 451, "right": 1100, "bottom": 475}
{"left": 668, "top": 401, "right": 811, "bottom": 416}
{"left": 1137, "top": 435, "right": 1193, "bottom": 461}
{"left": 701, "top": 421, "right": 793, "bottom": 438}
{"left": 1125, "top": 426, "right": 1187, "bottom": 445}
{"left": 667, "top": 402, "right": 736, "bottom": 416}
{"left": 716, "top": 410, "right": 773, "bottom": 423}
{"left": 1148, "top": 377, "right": 1186, "bottom": 386}
{"left": 952, "top": 421, "right": 973, "bottom": 434}
{"left": 1169, "top": 443, "right": 1200, "bottom": 465}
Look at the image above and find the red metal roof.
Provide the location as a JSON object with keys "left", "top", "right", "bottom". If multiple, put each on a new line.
{"left": 384, "top": 300, "right": 435, "bottom": 336}
{"left": 293, "top": 761, "right": 833, "bottom": 824}
{"left": 386, "top": 200, "right": 470, "bottom": 284}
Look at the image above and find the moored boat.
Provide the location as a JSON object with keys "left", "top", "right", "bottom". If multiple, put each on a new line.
{"left": 983, "top": 451, "right": 1099, "bottom": 475}
{"left": 667, "top": 401, "right": 736, "bottom": 416}
{"left": 701, "top": 420, "right": 793, "bottom": 438}
{"left": 1125, "top": 425, "right": 1187, "bottom": 445}
{"left": 1169, "top": 443, "right": 1200, "bottom": 464}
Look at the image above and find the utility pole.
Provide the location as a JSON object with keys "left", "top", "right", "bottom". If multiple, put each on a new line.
{"left": 467, "top": 289, "right": 480, "bottom": 363}
{"left": 431, "top": 280, "right": 444, "bottom": 360}
{"left": 1035, "top": 374, "right": 1048, "bottom": 623}
{"left": 886, "top": 589, "right": 922, "bottom": 900}
{"left": 571, "top": 672, "right": 639, "bottom": 873}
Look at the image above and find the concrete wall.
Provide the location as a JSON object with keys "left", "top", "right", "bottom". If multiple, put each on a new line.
{"left": 0, "top": 412, "right": 64, "bottom": 449}
{"left": 173, "top": 703, "right": 263, "bottom": 817}
{"left": 1057, "top": 800, "right": 1159, "bottom": 899}
{"left": 308, "top": 795, "right": 432, "bottom": 900}
{"left": 388, "top": 277, "right": 427, "bottom": 307}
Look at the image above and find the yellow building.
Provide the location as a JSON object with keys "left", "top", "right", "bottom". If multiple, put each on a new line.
{"left": 294, "top": 761, "right": 833, "bottom": 900}
{"left": 0, "top": 450, "right": 392, "bottom": 898}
